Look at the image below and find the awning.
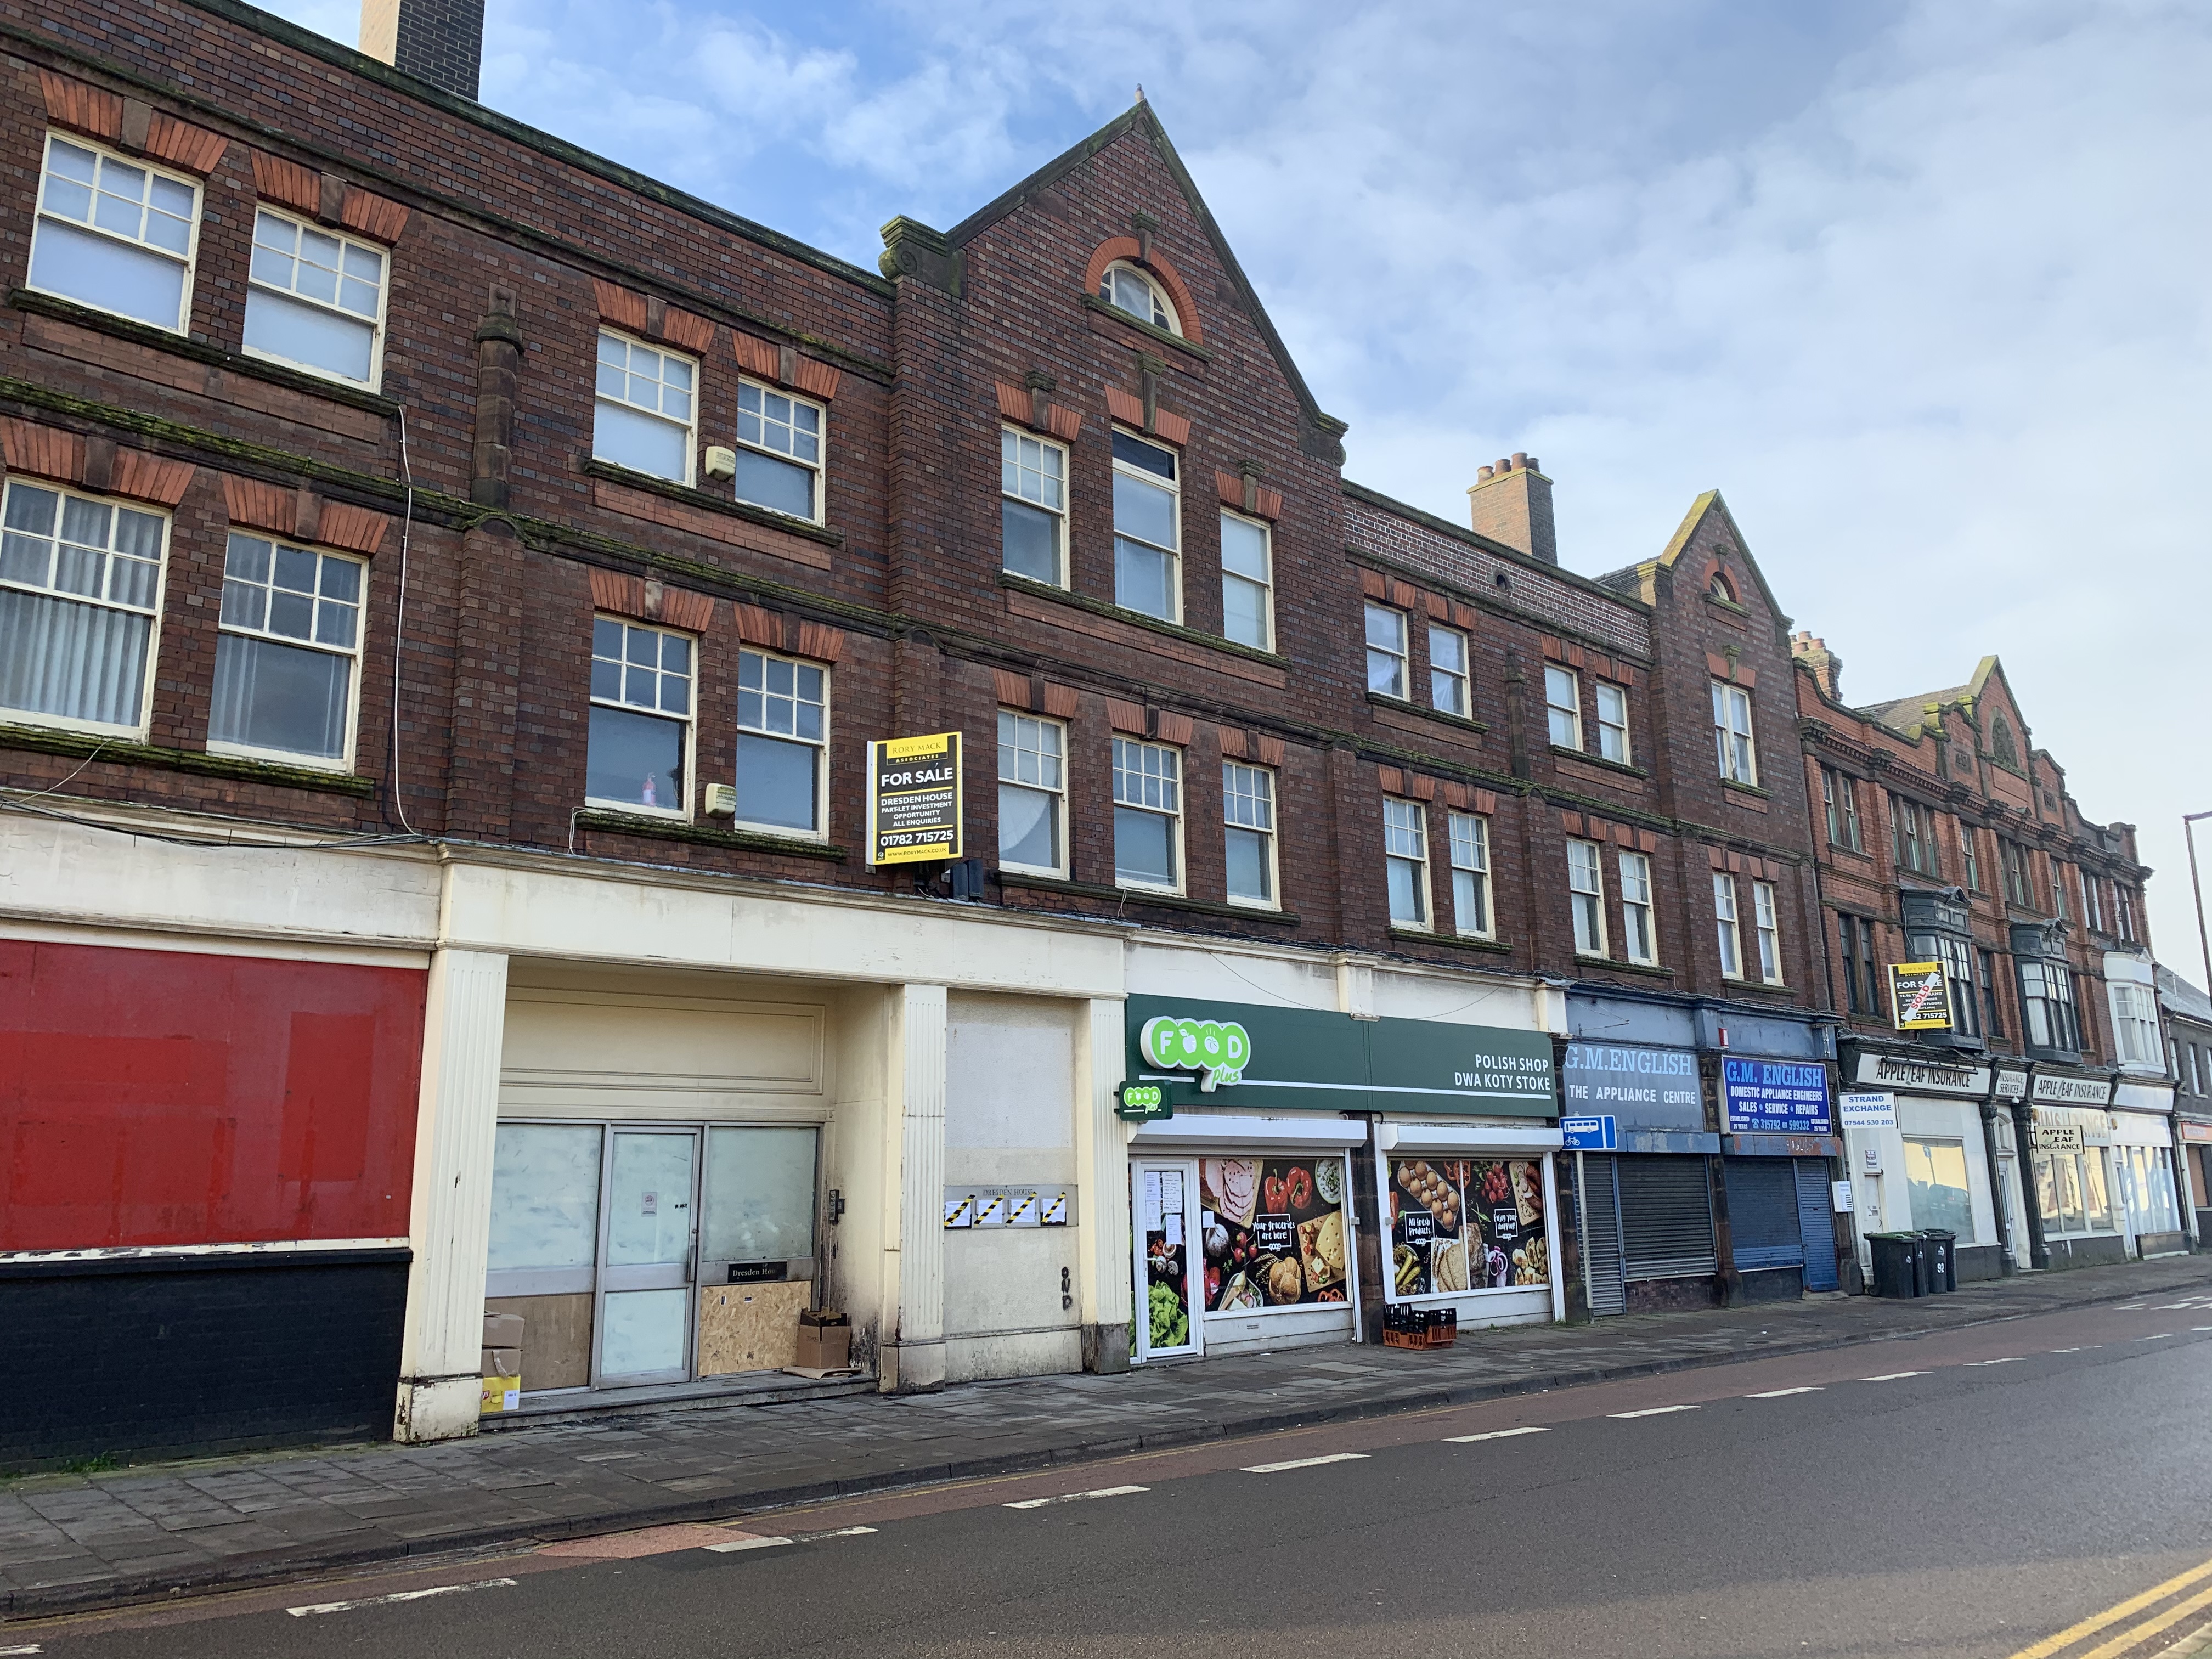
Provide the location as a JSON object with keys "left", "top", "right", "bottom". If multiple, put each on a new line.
{"left": 1129, "top": 1114, "right": 1369, "bottom": 1152}
{"left": 1376, "top": 1121, "right": 1565, "bottom": 1155}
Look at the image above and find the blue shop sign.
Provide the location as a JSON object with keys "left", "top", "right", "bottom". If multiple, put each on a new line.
{"left": 1721, "top": 1057, "right": 1832, "bottom": 1136}
{"left": 1561, "top": 1042, "right": 1703, "bottom": 1131}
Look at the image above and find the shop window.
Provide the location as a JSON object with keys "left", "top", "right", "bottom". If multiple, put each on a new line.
{"left": 1714, "top": 873, "right": 1743, "bottom": 978}
{"left": 1222, "top": 760, "right": 1277, "bottom": 907}
{"left": 1617, "top": 849, "right": 1657, "bottom": 965}
{"left": 586, "top": 616, "right": 693, "bottom": 816}
{"left": 1545, "top": 664, "right": 1582, "bottom": 749}
{"left": 1220, "top": 511, "right": 1273, "bottom": 650}
{"left": 1429, "top": 624, "right": 1469, "bottom": 716}
{"left": 2111, "top": 983, "right": 2163, "bottom": 1069}
{"left": 595, "top": 331, "right": 696, "bottom": 485}
{"left": 1113, "top": 736, "right": 1182, "bottom": 891}
{"left": 211, "top": 533, "right": 365, "bottom": 768}
{"left": 735, "top": 380, "right": 823, "bottom": 521}
{"left": 1112, "top": 431, "right": 1180, "bottom": 620}
{"left": 1900, "top": 1138, "right": 1976, "bottom": 1241}
{"left": 1385, "top": 1156, "right": 1547, "bottom": 1297}
{"left": 1099, "top": 261, "right": 1178, "bottom": 333}
{"left": 1712, "top": 680, "right": 1757, "bottom": 784}
{"left": 244, "top": 208, "right": 387, "bottom": 388}
{"left": 29, "top": 132, "right": 199, "bottom": 332}
{"left": 1752, "top": 879, "right": 1782, "bottom": 984}
{"left": 1364, "top": 602, "right": 1407, "bottom": 698}
{"left": 1567, "top": 837, "right": 1606, "bottom": 956}
{"left": 735, "top": 647, "right": 826, "bottom": 836}
{"left": 1384, "top": 797, "right": 1429, "bottom": 929}
{"left": 1822, "top": 766, "right": 1863, "bottom": 852}
{"left": 0, "top": 480, "right": 166, "bottom": 736}
{"left": 1959, "top": 820, "right": 1982, "bottom": 890}
{"left": 1448, "top": 810, "right": 1492, "bottom": 939}
{"left": 997, "top": 710, "right": 1065, "bottom": 876}
{"left": 1595, "top": 680, "right": 1630, "bottom": 764}
{"left": 1001, "top": 427, "right": 1066, "bottom": 585}
{"left": 2034, "top": 1146, "right": 2113, "bottom": 1235}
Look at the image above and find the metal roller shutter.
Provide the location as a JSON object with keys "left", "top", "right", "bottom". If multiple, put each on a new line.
{"left": 1794, "top": 1158, "right": 1839, "bottom": 1291}
{"left": 1618, "top": 1155, "right": 1718, "bottom": 1280}
{"left": 1724, "top": 1157, "right": 1805, "bottom": 1270}
{"left": 1581, "top": 1155, "right": 1626, "bottom": 1316}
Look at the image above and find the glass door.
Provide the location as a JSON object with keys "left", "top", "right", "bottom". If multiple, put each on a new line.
{"left": 596, "top": 1128, "right": 699, "bottom": 1385}
{"left": 1132, "top": 1159, "right": 1201, "bottom": 1362}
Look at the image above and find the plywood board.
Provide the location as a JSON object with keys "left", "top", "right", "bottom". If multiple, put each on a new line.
{"left": 486, "top": 1293, "right": 593, "bottom": 1390}
{"left": 697, "top": 1280, "right": 809, "bottom": 1376}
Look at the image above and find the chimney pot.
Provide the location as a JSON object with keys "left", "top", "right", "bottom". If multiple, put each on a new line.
{"left": 1510, "top": 452, "right": 1527, "bottom": 471}
{"left": 1523, "top": 456, "right": 1539, "bottom": 474}
{"left": 1476, "top": 465, "right": 1494, "bottom": 482}
{"left": 1468, "top": 453, "right": 1558, "bottom": 565}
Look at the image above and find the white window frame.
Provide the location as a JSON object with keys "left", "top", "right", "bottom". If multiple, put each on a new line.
{"left": 1111, "top": 430, "right": 1182, "bottom": 623}
{"left": 2111, "top": 983, "right": 2163, "bottom": 1070}
{"left": 241, "top": 206, "right": 390, "bottom": 391}
{"left": 734, "top": 646, "right": 830, "bottom": 839}
{"left": 1823, "top": 766, "right": 1863, "bottom": 851}
{"left": 1567, "top": 837, "right": 1606, "bottom": 956}
{"left": 1753, "top": 879, "right": 1782, "bottom": 984}
{"left": 1429, "top": 624, "right": 1469, "bottom": 717}
{"left": 1714, "top": 872, "right": 1743, "bottom": 979}
{"left": 1112, "top": 736, "right": 1184, "bottom": 894}
{"left": 28, "top": 131, "right": 201, "bottom": 335}
{"left": 1959, "top": 819, "right": 1981, "bottom": 890}
{"left": 1098, "top": 259, "right": 1180, "bottom": 334}
{"left": 1384, "top": 797, "right": 1429, "bottom": 930}
{"left": 734, "top": 377, "right": 826, "bottom": 524}
{"left": 1000, "top": 426, "right": 1068, "bottom": 587}
{"left": 996, "top": 709, "right": 1066, "bottom": 877}
{"left": 1545, "top": 664, "right": 1582, "bottom": 750}
{"left": 208, "top": 532, "right": 368, "bottom": 772}
{"left": 585, "top": 614, "right": 696, "bottom": 820}
{"left": 1594, "top": 680, "right": 1630, "bottom": 764}
{"left": 1713, "top": 680, "right": 1758, "bottom": 784}
{"left": 1619, "top": 849, "right": 1657, "bottom": 965}
{"left": 1448, "top": 809, "right": 1493, "bottom": 940}
{"left": 0, "top": 478, "right": 169, "bottom": 740}
{"left": 1364, "top": 603, "right": 1408, "bottom": 699}
{"left": 1221, "top": 759, "right": 1278, "bottom": 910}
{"left": 1218, "top": 509, "right": 1273, "bottom": 651}
{"left": 594, "top": 330, "right": 698, "bottom": 486}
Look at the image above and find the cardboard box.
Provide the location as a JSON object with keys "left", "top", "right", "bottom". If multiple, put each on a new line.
{"left": 480, "top": 1373, "right": 521, "bottom": 1414}
{"left": 483, "top": 1311, "right": 525, "bottom": 1349}
{"left": 482, "top": 1346, "right": 522, "bottom": 1378}
{"left": 794, "top": 1311, "right": 851, "bottom": 1371}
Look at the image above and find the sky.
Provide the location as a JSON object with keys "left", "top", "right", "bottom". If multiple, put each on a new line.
{"left": 269, "top": 0, "right": 2212, "bottom": 977}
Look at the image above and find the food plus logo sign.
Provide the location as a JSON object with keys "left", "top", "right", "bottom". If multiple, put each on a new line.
{"left": 1139, "top": 1015, "right": 1251, "bottom": 1092}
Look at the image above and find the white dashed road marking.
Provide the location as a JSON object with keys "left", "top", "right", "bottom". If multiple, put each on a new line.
{"left": 1966, "top": 1357, "right": 2024, "bottom": 1367}
{"left": 2142, "top": 1333, "right": 2175, "bottom": 1340}
{"left": 0, "top": 1643, "right": 44, "bottom": 1655}
{"left": 1610, "top": 1404, "right": 1700, "bottom": 1419}
{"left": 1006, "top": 1486, "right": 1149, "bottom": 1509}
{"left": 289, "top": 1579, "right": 517, "bottom": 1617}
{"left": 1746, "top": 1387, "right": 1824, "bottom": 1398}
{"left": 1243, "top": 1453, "right": 1369, "bottom": 1474}
{"left": 703, "top": 1535, "right": 794, "bottom": 1554}
{"left": 801, "top": 1525, "right": 879, "bottom": 1538}
{"left": 1444, "top": 1426, "right": 1552, "bottom": 1444}
{"left": 1861, "top": 1370, "right": 1927, "bottom": 1382}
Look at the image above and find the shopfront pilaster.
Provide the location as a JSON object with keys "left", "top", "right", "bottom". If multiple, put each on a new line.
{"left": 394, "top": 947, "right": 510, "bottom": 1444}
{"left": 884, "top": 983, "right": 949, "bottom": 1392}
{"left": 1074, "top": 996, "right": 1133, "bottom": 1371}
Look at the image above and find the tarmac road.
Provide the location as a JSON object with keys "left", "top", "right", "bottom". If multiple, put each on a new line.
{"left": 9, "top": 1293, "right": 2212, "bottom": 1659}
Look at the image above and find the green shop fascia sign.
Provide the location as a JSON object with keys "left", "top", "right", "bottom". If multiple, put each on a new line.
{"left": 1124, "top": 995, "right": 1555, "bottom": 1118}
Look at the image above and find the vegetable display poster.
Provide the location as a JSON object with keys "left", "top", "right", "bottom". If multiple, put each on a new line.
{"left": 1387, "top": 1158, "right": 1550, "bottom": 1298}
{"left": 1197, "top": 1157, "right": 1350, "bottom": 1312}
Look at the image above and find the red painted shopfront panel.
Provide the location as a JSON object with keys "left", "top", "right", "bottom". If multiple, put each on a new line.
{"left": 0, "top": 941, "right": 427, "bottom": 1250}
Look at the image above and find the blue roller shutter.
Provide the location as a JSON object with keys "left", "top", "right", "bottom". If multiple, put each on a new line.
{"left": 1725, "top": 1156, "right": 1805, "bottom": 1271}
{"left": 1795, "top": 1158, "right": 1839, "bottom": 1291}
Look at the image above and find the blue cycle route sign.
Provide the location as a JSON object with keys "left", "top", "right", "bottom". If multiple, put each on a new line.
{"left": 1560, "top": 1115, "right": 1617, "bottom": 1150}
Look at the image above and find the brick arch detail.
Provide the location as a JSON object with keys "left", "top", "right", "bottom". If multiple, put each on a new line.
{"left": 1702, "top": 560, "right": 1737, "bottom": 602}
{"left": 1081, "top": 236, "right": 1205, "bottom": 347}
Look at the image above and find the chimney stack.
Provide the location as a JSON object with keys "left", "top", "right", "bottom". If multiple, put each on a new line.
{"left": 1466, "top": 453, "right": 1556, "bottom": 565}
{"left": 1790, "top": 631, "right": 1843, "bottom": 702}
{"left": 360, "top": 0, "right": 485, "bottom": 100}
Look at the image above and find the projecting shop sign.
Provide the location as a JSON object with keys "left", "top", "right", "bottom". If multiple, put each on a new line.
{"left": 867, "top": 731, "right": 963, "bottom": 865}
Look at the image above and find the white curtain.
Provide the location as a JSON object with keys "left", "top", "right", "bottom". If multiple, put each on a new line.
{"left": 0, "top": 588, "right": 149, "bottom": 728}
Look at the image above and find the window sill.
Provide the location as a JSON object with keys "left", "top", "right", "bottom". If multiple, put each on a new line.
{"left": 996, "top": 868, "right": 1300, "bottom": 925}
{"left": 1720, "top": 778, "right": 1771, "bottom": 799}
{"left": 1390, "top": 928, "right": 1511, "bottom": 955}
{"left": 1575, "top": 958, "right": 1674, "bottom": 980}
{"left": 0, "top": 721, "right": 379, "bottom": 794}
{"left": 1719, "top": 977, "right": 1797, "bottom": 1000}
{"left": 573, "top": 808, "right": 847, "bottom": 860}
{"left": 1369, "top": 690, "right": 1489, "bottom": 736}
{"left": 582, "top": 457, "right": 843, "bottom": 547}
{"left": 1077, "top": 293, "right": 1215, "bottom": 362}
{"left": 998, "top": 572, "right": 1292, "bottom": 669}
{"left": 10, "top": 288, "right": 402, "bottom": 417}
{"left": 1549, "top": 743, "right": 1646, "bottom": 779}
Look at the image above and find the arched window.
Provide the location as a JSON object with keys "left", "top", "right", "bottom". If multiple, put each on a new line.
{"left": 1099, "top": 261, "right": 1179, "bottom": 334}
{"left": 1992, "top": 716, "right": 2018, "bottom": 766}
{"left": 1708, "top": 568, "right": 1737, "bottom": 602}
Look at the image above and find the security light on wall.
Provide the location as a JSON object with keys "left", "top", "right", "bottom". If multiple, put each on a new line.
{"left": 703, "top": 783, "right": 737, "bottom": 817}
{"left": 702, "top": 445, "right": 737, "bottom": 481}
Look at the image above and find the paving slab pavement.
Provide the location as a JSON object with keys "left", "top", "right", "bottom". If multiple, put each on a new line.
{"left": 4, "top": 1253, "right": 2208, "bottom": 1620}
